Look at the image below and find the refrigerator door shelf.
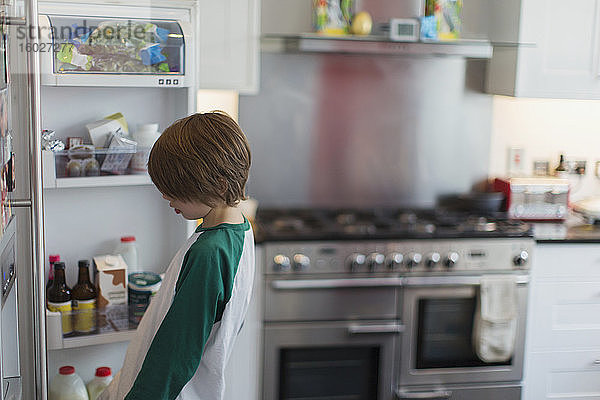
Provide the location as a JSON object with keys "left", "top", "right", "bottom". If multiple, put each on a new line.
{"left": 46, "top": 309, "right": 136, "bottom": 350}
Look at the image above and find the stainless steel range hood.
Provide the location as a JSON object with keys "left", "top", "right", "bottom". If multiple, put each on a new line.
{"left": 262, "top": 34, "right": 492, "bottom": 59}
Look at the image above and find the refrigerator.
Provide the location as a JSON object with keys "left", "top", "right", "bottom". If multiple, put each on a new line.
{"left": 11, "top": 0, "right": 200, "bottom": 398}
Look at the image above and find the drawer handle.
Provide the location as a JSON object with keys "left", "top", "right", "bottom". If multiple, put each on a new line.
{"left": 594, "top": 360, "right": 600, "bottom": 365}
{"left": 271, "top": 278, "right": 403, "bottom": 290}
{"left": 348, "top": 324, "right": 405, "bottom": 335}
{"left": 396, "top": 390, "right": 452, "bottom": 399}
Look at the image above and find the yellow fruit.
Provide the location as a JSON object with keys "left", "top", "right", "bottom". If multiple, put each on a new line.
{"left": 351, "top": 11, "right": 373, "bottom": 36}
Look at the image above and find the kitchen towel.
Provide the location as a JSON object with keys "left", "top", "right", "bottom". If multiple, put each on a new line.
{"left": 473, "top": 275, "right": 518, "bottom": 363}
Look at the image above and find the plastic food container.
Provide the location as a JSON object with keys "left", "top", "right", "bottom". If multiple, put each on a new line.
{"left": 128, "top": 272, "right": 162, "bottom": 327}
{"left": 53, "top": 147, "right": 149, "bottom": 178}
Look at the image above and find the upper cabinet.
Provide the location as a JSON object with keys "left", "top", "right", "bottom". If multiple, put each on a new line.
{"left": 486, "top": 0, "right": 600, "bottom": 99}
{"left": 196, "top": 0, "right": 260, "bottom": 94}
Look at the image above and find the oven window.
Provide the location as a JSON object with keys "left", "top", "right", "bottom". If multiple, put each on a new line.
{"left": 416, "top": 297, "right": 511, "bottom": 369}
{"left": 279, "top": 346, "right": 379, "bottom": 400}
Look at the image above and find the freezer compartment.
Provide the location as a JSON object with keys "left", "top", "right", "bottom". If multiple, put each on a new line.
{"left": 44, "top": 15, "right": 184, "bottom": 74}
{"left": 39, "top": 14, "right": 193, "bottom": 87}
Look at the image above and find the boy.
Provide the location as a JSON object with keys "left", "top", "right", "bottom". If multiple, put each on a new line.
{"left": 99, "top": 112, "right": 254, "bottom": 400}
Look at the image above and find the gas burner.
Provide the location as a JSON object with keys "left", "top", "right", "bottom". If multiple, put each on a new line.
{"left": 469, "top": 217, "right": 497, "bottom": 232}
{"left": 272, "top": 217, "right": 306, "bottom": 233}
{"left": 336, "top": 213, "right": 358, "bottom": 225}
{"left": 398, "top": 212, "right": 418, "bottom": 225}
{"left": 420, "top": 223, "right": 436, "bottom": 234}
{"left": 342, "top": 223, "right": 377, "bottom": 235}
{"left": 255, "top": 208, "right": 533, "bottom": 242}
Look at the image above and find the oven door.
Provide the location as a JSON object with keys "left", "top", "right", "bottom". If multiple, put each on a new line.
{"left": 399, "top": 275, "right": 529, "bottom": 387}
{"left": 264, "top": 320, "right": 402, "bottom": 400}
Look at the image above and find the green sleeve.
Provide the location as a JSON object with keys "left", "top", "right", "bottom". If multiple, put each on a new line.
{"left": 124, "top": 246, "right": 225, "bottom": 400}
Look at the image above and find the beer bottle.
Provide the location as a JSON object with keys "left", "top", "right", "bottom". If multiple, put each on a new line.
{"left": 46, "top": 254, "right": 60, "bottom": 295}
{"left": 47, "top": 262, "right": 72, "bottom": 336}
{"left": 72, "top": 260, "right": 97, "bottom": 334}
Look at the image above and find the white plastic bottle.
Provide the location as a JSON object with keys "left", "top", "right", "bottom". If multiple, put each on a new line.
{"left": 87, "top": 367, "right": 113, "bottom": 400}
{"left": 49, "top": 366, "right": 89, "bottom": 400}
{"left": 115, "top": 236, "right": 139, "bottom": 273}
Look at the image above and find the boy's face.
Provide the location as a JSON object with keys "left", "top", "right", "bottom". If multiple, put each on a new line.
{"left": 162, "top": 194, "right": 212, "bottom": 220}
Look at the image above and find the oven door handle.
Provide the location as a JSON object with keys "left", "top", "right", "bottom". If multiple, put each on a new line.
{"left": 395, "top": 389, "right": 452, "bottom": 400}
{"left": 402, "top": 275, "right": 530, "bottom": 287}
{"left": 348, "top": 323, "right": 405, "bottom": 335}
{"left": 270, "top": 277, "right": 403, "bottom": 290}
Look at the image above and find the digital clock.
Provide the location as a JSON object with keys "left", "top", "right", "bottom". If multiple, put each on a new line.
{"left": 388, "top": 18, "right": 419, "bottom": 42}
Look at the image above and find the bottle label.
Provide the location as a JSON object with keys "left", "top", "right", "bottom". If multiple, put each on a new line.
{"left": 72, "top": 299, "right": 96, "bottom": 333}
{"left": 48, "top": 301, "right": 72, "bottom": 335}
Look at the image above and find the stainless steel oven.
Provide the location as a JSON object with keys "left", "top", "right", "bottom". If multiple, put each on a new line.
{"left": 263, "top": 242, "right": 403, "bottom": 400}
{"left": 264, "top": 320, "right": 401, "bottom": 400}
{"left": 396, "top": 240, "right": 533, "bottom": 400}
{"left": 256, "top": 209, "right": 534, "bottom": 400}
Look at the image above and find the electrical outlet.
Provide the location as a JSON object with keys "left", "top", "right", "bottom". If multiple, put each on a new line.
{"left": 566, "top": 160, "right": 587, "bottom": 175}
{"left": 507, "top": 147, "right": 525, "bottom": 176}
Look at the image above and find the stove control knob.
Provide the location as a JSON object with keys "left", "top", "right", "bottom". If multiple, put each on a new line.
{"left": 347, "top": 253, "right": 366, "bottom": 272}
{"left": 425, "top": 252, "right": 441, "bottom": 269}
{"left": 273, "top": 255, "right": 291, "bottom": 272}
{"left": 293, "top": 254, "right": 311, "bottom": 271}
{"left": 513, "top": 250, "right": 529, "bottom": 267}
{"left": 406, "top": 252, "right": 422, "bottom": 269}
{"left": 386, "top": 252, "right": 404, "bottom": 270}
{"left": 444, "top": 252, "right": 460, "bottom": 268}
{"left": 367, "top": 253, "right": 385, "bottom": 271}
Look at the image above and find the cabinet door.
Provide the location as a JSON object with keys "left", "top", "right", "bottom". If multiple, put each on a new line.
{"left": 528, "top": 281, "right": 600, "bottom": 351}
{"left": 515, "top": 0, "right": 600, "bottom": 99}
{"left": 197, "top": 0, "right": 260, "bottom": 94}
{"left": 524, "top": 351, "right": 600, "bottom": 400}
{"left": 533, "top": 244, "right": 600, "bottom": 280}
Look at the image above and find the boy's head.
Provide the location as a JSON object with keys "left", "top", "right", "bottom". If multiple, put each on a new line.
{"left": 148, "top": 112, "right": 251, "bottom": 210}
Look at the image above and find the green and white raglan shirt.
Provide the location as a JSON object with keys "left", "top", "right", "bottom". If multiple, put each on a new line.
{"left": 99, "top": 217, "right": 254, "bottom": 400}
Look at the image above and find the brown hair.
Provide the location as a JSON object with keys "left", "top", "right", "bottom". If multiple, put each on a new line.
{"left": 148, "top": 112, "right": 251, "bottom": 207}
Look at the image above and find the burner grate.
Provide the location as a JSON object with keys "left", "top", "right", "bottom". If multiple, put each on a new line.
{"left": 255, "top": 208, "right": 532, "bottom": 241}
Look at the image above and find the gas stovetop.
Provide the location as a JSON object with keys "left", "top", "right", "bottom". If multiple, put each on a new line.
{"left": 255, "top": 208, "right": 533, "bottom": 243}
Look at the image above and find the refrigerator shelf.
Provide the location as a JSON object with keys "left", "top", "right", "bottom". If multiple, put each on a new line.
{"left": 42, "top": 150, "right": 153, "bottom": 188}
{"left": 47, "top": 308, "right": 137, "bottom": 350}
{"left": 58, "top": 329, "right": 137, "bottom": 350}
{"left": 54, "top": 175, "right": 152, "bottom": 189}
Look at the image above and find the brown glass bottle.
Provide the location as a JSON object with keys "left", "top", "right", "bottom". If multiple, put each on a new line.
{"left": 72, "top": 260, "right": 97, "bottom": 334}
{"left": 47, "top": 262, "right": 72, "bottom": 336}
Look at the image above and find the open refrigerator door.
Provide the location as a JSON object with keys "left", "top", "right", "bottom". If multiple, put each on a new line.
{"left": 11, "top": 0, "right": 200, "bottom": 397}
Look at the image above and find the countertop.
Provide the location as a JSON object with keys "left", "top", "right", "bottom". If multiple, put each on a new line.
{"left": 534, "top": 213, "right": 600, "bottom": 243}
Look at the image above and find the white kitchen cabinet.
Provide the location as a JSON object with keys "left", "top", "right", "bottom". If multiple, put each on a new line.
{"left": 197, "top": 0, "right": 260, "bottom": 94}
{"left": 528, "top": 281, "right": 600, "bottom": 350}
{"left": 526, "top": 351, "right": 600, "bottom": 400}
{"left": 487, "top": 0, "right": 600, "bottom": 99}
{"left": 523, "top": 243, "right": 600, "bottom": 400}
